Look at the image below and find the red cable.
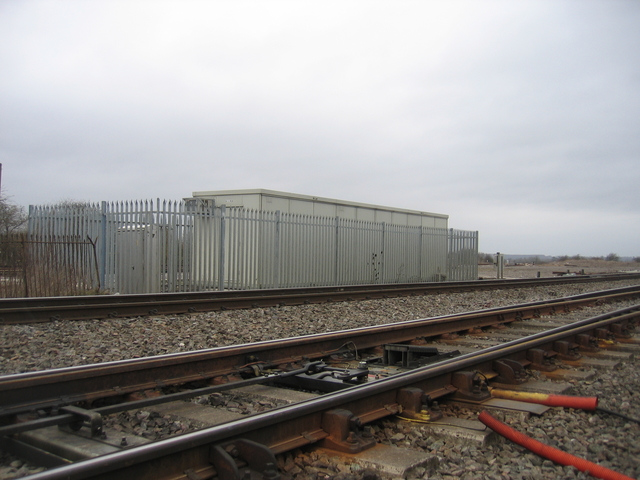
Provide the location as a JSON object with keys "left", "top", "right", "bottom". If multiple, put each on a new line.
{"left": 538, "top": 394, "right": 598, "bottom": 410}
{"left": 478, "top": 411, "right": 635, "bottom": 480}
{"left": 490, "top": 389, "right": 598, "bottom": 410}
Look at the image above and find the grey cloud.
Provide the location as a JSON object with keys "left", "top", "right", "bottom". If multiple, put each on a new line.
{"left": 1, "top": 1, "right": 639, "bottom": 256}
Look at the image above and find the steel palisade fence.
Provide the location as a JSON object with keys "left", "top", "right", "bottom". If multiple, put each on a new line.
{"left": 0, "top": 233, "right": 98, "bottom": 298}
{"left": 21, "top": 199, "right": 478, "bottom": 296}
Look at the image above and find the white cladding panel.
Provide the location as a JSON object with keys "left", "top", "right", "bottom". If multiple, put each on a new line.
{"left": 391, "top": 212, "right": 408, "bottom": 226}
{"left": 289, "top": 199, "right": 314, "bottom": 215}
{"left": 358, "top": 209, "right": 377, "bottom": 222}
{"left": 337, "top": 205, "right": 356, "bottom": 219}
{"left": 264, "top": 195, "right": 291, "bottom": 212}
{"left": 375, "top": 210, "right": 393, "bottom": 224}
{"left": 313, "top": 202, "right": 337, "bottom": 217}
{"left": 191, "top": 189, "right": 448, "bottom": 228}
{"left": 433, "top": 217, "right": 447, "bottom": 229}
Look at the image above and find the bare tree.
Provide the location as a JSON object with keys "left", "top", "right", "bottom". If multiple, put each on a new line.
{"left": 53, "top": 198, "right": 93, "bottom": 209}
{"left": 0, "top": 195, "right": 27, "bottom": 235}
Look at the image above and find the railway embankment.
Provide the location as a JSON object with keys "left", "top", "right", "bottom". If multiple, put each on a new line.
{"left": 1, "top": 277, "right": 639, "bottom": 479}
{"left": 1, "top": 279, "right": 638, "bottom": 376}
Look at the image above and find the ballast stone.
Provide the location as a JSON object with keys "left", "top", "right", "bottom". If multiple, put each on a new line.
{"left": 320, "top": 443, "right": 439, "bottom": 478}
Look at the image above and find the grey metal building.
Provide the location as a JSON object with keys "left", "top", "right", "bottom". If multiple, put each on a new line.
{"left": 192, "top": 189, "right": 449, "bottom": 227}
{"left": 25, "top": 192, "right": 477, "bottom": 295}
{"left": 189, "top": 189, "right": 476, "bottom": 289}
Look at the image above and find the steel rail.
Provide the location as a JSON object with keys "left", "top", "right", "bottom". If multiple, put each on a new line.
{"left": 17, "top": 303, "right": 640, "bottom": 480}
{"left": 0, "top": 364, "right": 323, "bottom": 438}
{"left": 1, "top": 273, "right": 639, "bottom": 324}
{"left": 2, "top": 285, "right": 640, "bottom": 419}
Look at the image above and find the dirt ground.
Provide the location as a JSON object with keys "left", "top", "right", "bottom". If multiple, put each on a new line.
{"left": 478, "top": 259, "right": 640, "bottom": 279}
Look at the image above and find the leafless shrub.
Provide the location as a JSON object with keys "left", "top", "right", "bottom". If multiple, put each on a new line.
{"left": 0, "top": 233, "right": 99, "bottom": 298}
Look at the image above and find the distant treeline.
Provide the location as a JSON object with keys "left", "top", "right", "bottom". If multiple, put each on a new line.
{"left": 478, "top": 253, "right": 640, "bottom": 264}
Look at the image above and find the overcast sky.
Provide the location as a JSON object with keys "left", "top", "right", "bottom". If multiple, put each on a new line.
{"left": 1, "top": 1, "right": 639, "bottom": 257}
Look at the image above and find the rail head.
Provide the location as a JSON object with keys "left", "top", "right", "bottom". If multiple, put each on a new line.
{"left": 2, "top": 273, "right": 639, "bottom": 324}
{"left": 1, "top": 286, "right": 639, "bottom": 416}
{"left": 15, "top": 303, "right": 640, "bottom": 480}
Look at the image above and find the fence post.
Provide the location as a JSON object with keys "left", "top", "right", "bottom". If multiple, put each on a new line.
{"left": 28, "top": 205, "right": 34, "bottom": 232}
{"left": 273, "top": 210, "right": 281, "bottom": 288}
{"left": 380, "top": 222, "right": 386, "bottom": 284}
{"left": 474, "top": 231, "right": 479, "bottom": 279}
{"left": 447, "top": 228, "right": 454, "bottom": 281}
{"left": 217, "top": 205, "right": 226, "bottom": 291}
{"left": 100, "top": 201, "right": 107, "bottom": 290}
{"left": 419, "top": 227, "right": 423, "bottom": 282}
{"left": 21, "top": 235, "right": 29, "bottom": 297}
{"left": 334, "top": 216, "right": 339, "bottom": 285}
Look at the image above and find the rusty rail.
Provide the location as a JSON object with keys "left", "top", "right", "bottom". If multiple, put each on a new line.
{"left": 13, "top": 303, "right": 640, "bottom": 480}
{"left": 2, "top": 285, "right": 640, "bottom": 418}
{"left": 1, "top": 273, "right": 640, "bottom": 324}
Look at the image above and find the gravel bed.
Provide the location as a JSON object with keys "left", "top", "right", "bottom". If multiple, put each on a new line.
{"left": 366, "top": 354, "right": 640, "bottom": 480}
{"left": 1, "top": 279, "right": 638, "bottom": 376}
{"left": 0, "top": 278, "right": 639, "bottom": 479}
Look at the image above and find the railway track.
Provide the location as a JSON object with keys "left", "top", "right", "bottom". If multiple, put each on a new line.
{"left": 2, "top": 273, "right": 640, "bottom": 324}
{"left": 1, "top": 285, "right": 639, "bottom": 479}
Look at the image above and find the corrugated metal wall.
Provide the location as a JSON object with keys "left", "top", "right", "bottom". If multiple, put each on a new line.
{"left": 27, "top": 199, "right": 478, "bottom": 295}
